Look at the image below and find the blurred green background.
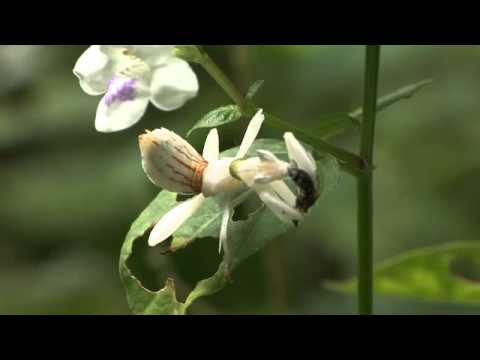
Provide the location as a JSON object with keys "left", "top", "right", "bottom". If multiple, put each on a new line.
{"left": 1, "top": 45, "right": 479, "bottom": 314}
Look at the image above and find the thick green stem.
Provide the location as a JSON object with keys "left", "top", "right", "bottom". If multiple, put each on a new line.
{"left": 197, "top": 47, "right": 246, "bottom": 112}
{"left": 357, "top": 45, "right": 380, "bottom": 315}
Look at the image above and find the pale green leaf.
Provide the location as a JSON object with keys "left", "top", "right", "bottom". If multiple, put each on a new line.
{"left": 187, "top": 105, "right": 242, "bottom": 137}
{"left": 184, "top": 149, "right": 341, "bottom": 309}
{"left": 261, "top": 79, "right": 433, "bottom": 144}
{"left": 187, "top": 79, "right": 432, "bottom": 142}
{"left": 170, "top": 191, "right": 252, "bottom": 252}
{"left": 169, "top": 196, "right": 223, "bottom": 252}
{"left": 120, "top": 139, "right": 342, "bottom": 314}
{"left": 119, "top": 191, "right": 185, "bottom": 315}
{"left": 316, "top": 153, "right": 341, "bottom": 197}
{"left": 348, "top": 78, "right": 433, "bottom": 122}
{"left": 185, "top": 263, "right": 228, "bottom": 308}
{"left": 329, "top": 242, "right": 480, "bottom": 306}
{"left": 186, "top": 206, "right": 292, "bottom": 307}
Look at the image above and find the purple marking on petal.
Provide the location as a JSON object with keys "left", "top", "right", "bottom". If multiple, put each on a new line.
{"left": 105, "top": 76, "right": 136, "bottom": 106}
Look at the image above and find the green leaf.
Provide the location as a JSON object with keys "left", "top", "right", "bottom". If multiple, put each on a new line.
{"left": 228, "top": 206, "right": 292, "bottom": 270}
{"left": 184, "top": 152, "right": 341, "bottom": 309}
{"left": 329, "top": 242, "right": 480, "bottom": 306}
{"left": 184, "top": 263, "right": 229, "bottom": 308}
{"left": 187, "top": 105, "right": 242, "bottom": 137}
{"left": 170, "top": 190, "right": 252, "bottom": 252}
{"left": 118, "top": 190, "right": 241, "bottom": 314}
{"left": 120, "top": 139, "right": 342, "bottom": 314}
{"left": 119, "top": 141, "right": 284, "bottom": 314}
{"left": 119, "top": 191, "right": 186, "bottom": 315}
{"left": 120, "top": 192, "right": 288, "bottom": 314}
{"left": 259, "top": 79, "right": 434, "bottom": 147}
{"left": 188, "top": 79, "right": 432, "bottom": 144}
{"left": 186, "top": 206, "right": 292, "bottom": 307}
{"left": 348, "top": 78, "right": 433, "bottom": 122}
{"left": 172, "top": 139, "right": 293, "bottom": 251}
{"left": 169, "top": 196, "right": 223, "bottom": 252}
{"left": 316, "top": 153, "right": 341, "bottom": 197}
{"left": 245, "top": 80, "right": 265, "bottom": 100}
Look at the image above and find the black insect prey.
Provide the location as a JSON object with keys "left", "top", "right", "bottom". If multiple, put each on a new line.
{"left": 287, "top": 165, "right": 319, "bottom": 213}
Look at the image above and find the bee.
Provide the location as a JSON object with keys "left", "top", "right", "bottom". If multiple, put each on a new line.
{"left": 287, "top": 163, "right": 319, "bottom": 213}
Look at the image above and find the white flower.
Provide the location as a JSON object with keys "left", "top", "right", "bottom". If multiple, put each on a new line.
{"left": 73, "top": 45, "right": 199, "bottom": 133}
{"left": 140, "top": 109, "right": 267, "bottom": 254}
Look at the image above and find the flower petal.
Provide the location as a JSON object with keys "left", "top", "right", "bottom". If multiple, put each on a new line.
{"left": 219, "top": 201, "right": 232, "bottom": 254}
{"left": 148, "top": 194, "right": 205, "bottom": 246}
{"left": 97, "top": 46, "right": 134, "bottom": 66}
{"left": 284, "top": 132, "right": 317, "bottom": 179}
{"left": 98, "top": 45, "right": 129, "bottom": 55}
{"left": 95, "top": 78, "right": 150, "bottom": 132}
{"left": 202, "top": 128, "right": 220, "bottom": 162}
{"left": 149, "top": 58, "right": 199, "bottom": 111}
{"left": 236, "top": 109, "right": 265, "bottom": 159}
{"left": 73, "top": 45, "right": 112, "bottom": 95}
{"left": 130, "top": 45, "right": 175, "bottom": 67}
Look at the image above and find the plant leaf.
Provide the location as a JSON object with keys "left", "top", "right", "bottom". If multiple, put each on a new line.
{"left": 184, "top": 263, "right": 229, "bottom": 308}
{"left": 349, "top": 78, "right": 433, "bottom": 122}
{"left": 328, "top": 242, "right": 480, "bottom": 306}
{"left": 185, "top": 152, "right": 341, "bottom": 309}
{"left": 172, "top": 139, "right": 293, "bottom": 251}
{"left": 119, "top": 191, "right": 186, "bottom": 315}
{"left": 245, "top": 80, "right": 265, "bottom": 100}
{"left": 170, "top": 191, "right": 252, "bottom": 252}
{"left": 120, "top": 139, "right": 342, "bottom": 314}
{"left": 265, "top": 79, "right": 433, "bottom": 144}
{"left": 187, "top": 105, "right": 242, "bottom": 137}
{"left": 187, "top": 79, "right": 432, "bottom": 141}
{"left": 185, "top": 206, "right": 292, "bottom": 307}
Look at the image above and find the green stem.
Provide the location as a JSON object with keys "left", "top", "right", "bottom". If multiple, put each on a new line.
{"left": 196, "top": 46, "right": 246, "bottom": 112}
{"left": 357, "top": 45, "right": 380, "bottom": 315}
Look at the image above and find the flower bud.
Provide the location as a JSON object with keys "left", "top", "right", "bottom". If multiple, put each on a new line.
{"left": 139, "top": 128, "right": 208, "bottom": 194}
